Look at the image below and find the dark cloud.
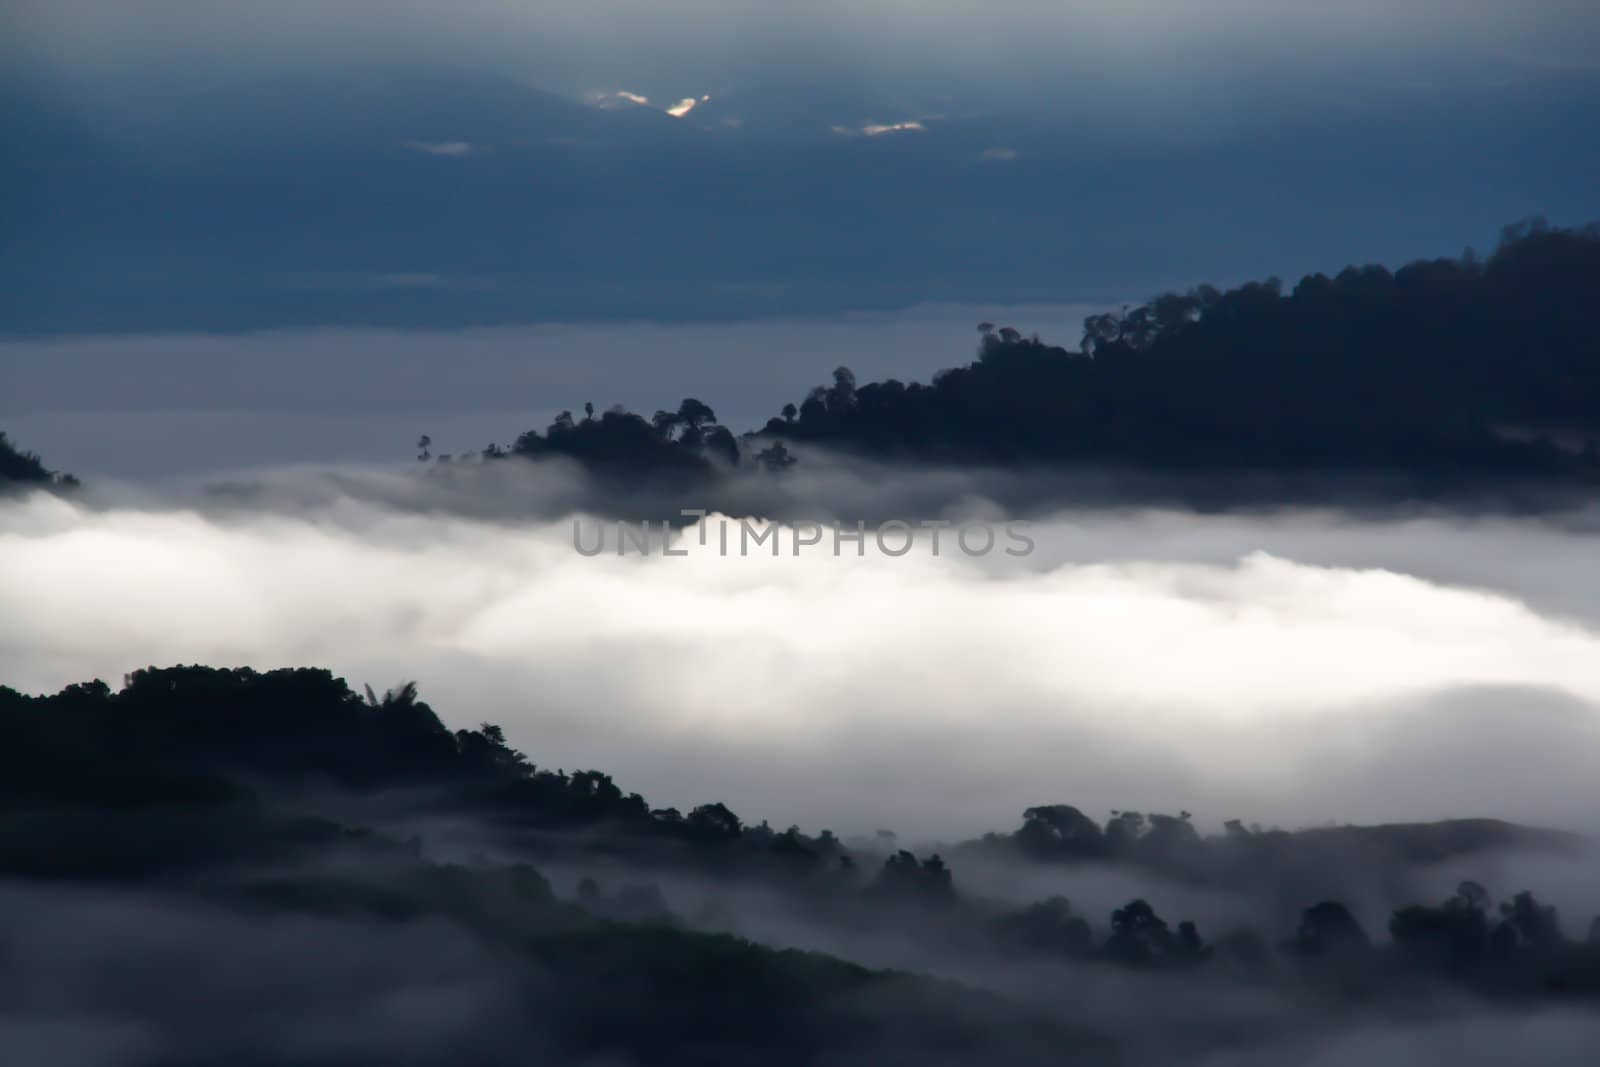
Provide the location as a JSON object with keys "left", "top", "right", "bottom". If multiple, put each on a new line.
{"left": 3, "top": 5, "right": 1595, "bottom": 331}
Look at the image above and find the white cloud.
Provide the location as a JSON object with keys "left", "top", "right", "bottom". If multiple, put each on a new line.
{"left": 401, "top": 140, "right": 473, "bottom": 157}
{"left": 589, "top": 90, "right": 651, "bottom": 109}
{"left": 982, "top": 146, "right": 1019, "bottom": 160}
{"left": 666, "top": 94, "right": 710, "bottom": 117}
{"left": 832, "top": 120, "right": 926, "bottom": 137}
{"left": 591, "top": 89, "right": 707, "bottom": 118}
{"left": 11, "top": 2, "right": 1595, "bottom": 144}
{"left": 4, "top": 487, "right": 1598, "bottom": 839}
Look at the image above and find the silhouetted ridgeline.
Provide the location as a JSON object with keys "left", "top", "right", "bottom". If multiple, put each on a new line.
{"left": 455, "top": 221, "right": 1600, "bottom": 497}
{"left": 509, "top": 397, "right": 740, "bottom": 482}
{"left": 0, "top": 430, "right": 78, "bottom": 490}
{"left": 4, "top": 664, "right": 1599, "bottom": 1066}
{"left": 759, "top": 220, "right": 1600, "bottom": 475}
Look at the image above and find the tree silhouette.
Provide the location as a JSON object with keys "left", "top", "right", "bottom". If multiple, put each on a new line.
{"left": 0, "top": 431, "right": 79, "bottom": 489}
{"left": 754, "top": 221, "right": 1600, "bottom": 486}
{"left": 1292, "top": 901, "right": 1369, "bottom": 957}
{"left": 755, "top": 441, "right": 797, "bottom": 473}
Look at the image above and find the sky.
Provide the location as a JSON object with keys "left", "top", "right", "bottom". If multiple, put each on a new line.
{"left": 0, "top": 305, "right": 1098, "bottom": 477}
{"left": 11, "top": 3, "right": 1599, "bottom": 98}
{"left": 4, "top": 1, "right": 1597, "bottom": 331}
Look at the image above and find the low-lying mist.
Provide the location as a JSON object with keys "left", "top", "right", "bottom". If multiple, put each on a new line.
{"left": 4, "top": 456, "right": 1600, "bottom": 843}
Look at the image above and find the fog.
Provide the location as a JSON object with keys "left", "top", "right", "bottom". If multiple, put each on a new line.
{"left": 10, "top": 874, "right": 1595, "bottom": 1067}
{"left": 0, "top": 882, "right": 539, "bottom": 1066}
{"left": 7, "top": 827, "right": 1596, "bottom": 1066}
{"left": 4, "top": 461, "right": 1599, "bottom": 842}
{"left": 6, "top": 450, "right": 1600, "bottom": 1064}
{"left": 0, "top": 306, "right": 1097, "bottom": 479}
{"left": 1198, "top": 1013, "right": 1600, "bottom": 1067}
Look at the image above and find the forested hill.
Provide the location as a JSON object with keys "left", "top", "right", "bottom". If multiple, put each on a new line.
{"left": 3, "top": 665, "right": 1597, "bottom": 1024}
{"left": 453, "top": 220, "right": 1600, "bottom": 496}
{"left": 0, "top": 431, "right": 78, "bottom": 490}
{"left": 756, "top": 219, "right": 1600, "bottom": 475}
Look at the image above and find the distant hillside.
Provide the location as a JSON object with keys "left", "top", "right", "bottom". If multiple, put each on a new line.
{"left": 449, "top": 221, "right": 1600, "bottom": 506}
{"left": 0, "top": 430, "right": 77, "bottom": 490}
{"left": 1290, "top": 819, "right": 1587, "bottom": 865}
{"left": 757, "top": 220, "right": 1600, "bottom": 481}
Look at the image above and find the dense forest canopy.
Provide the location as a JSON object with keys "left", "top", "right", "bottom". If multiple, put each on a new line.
{"left": 450, "top": 220, "right": 1600, "bottom": 493}
{"left": 504, "top": 396, "right": 740, "bottom": 481}
{"left": 757, "top": 219, "right": 1600, "bottom": 472}
{"left": 0, "top": 430, "right": 78, "bottom": 490}
{"left": 4, "top": 665, "right": 1598, "bottom": 1038}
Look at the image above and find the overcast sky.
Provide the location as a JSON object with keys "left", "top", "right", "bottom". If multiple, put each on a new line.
{"left": 5, "top": 0, "right": 1597, "bottom": 332}
{"left": 12, "top": 2, "right": 1599, "bottom": 103}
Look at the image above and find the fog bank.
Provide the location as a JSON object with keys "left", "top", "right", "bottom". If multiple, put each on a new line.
{"left": 4, "top": 470, "right": 1598, "bottom": 841}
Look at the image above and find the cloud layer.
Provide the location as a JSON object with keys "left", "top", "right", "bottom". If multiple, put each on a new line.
{"left": 4, "top": 476, "right": 1598, "bottom": 840}
{"left": 12, "top": 2, "right": 1598, "bottom": 106}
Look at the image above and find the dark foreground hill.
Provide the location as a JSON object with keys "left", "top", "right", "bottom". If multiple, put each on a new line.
{"left": 3, "top": 666, "right": 1599, "bottom": 1065}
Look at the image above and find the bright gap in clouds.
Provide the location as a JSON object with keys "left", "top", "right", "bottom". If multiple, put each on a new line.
{"left": 588, "top": 90, "right": 707, "bottom": 116}
{"left": 3, "top": 484, "right": 1598, "bottom": 840}
{"left": 590, "top": 90, "right": 652, "bottom": 108}
{"left": 833, "top": 120, "right": 927, "bottom": 136}
{"left": 667, "top": 95, "right": 710, "bottom": 117}
{"left": 402, "top": 140, "right": 473, "bottom": 157}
